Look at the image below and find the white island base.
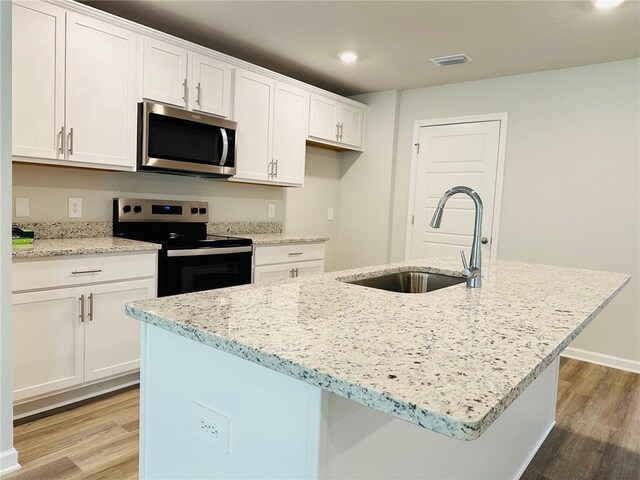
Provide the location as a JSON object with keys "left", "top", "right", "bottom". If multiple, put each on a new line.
{"left": 140, "top": 324, "right": 558, "bottom": 480}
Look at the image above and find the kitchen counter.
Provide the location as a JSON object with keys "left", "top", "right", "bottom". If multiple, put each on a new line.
{"left": 11, "top": 237, "right": 161, "bottom": 259}
{"left": 231, "top": 233, "right": 328, "bottom": 245}
{"left": 126, "top": 257, "right": 629, "bottom": 441}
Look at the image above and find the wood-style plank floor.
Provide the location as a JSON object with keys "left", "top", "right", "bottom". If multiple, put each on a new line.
{"left": 5, "top": 358, "right": 639, "bottom": 479}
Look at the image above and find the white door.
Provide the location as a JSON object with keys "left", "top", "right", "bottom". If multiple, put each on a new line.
{"left": 232, "top": 68, "right": 273, "bottom": 182}
{"left": 294, "top": 260, "right": 324, "bottom": 278}
{"left": 309, "top": 94, "right": 339, "bottom": 142}
{"left": 142, "top": 38, "right": 188, "bottom": 107}
{"left": 254, "top": 264, "right": 292, "bottom": 285}
{"left": 12, "top": 287, "right": 85, "bottom": 401}
{"left": 190, "top": 53, "right": 231, "bottom": 117}
{"left": 408, "top": 120, "right": 502, "bottom": 261}
{"left": 338, "top": 104, "right": 364, "bottom": 148}
{"left": 271, "top": 82, "right": 308, "bottom": 186}
{"left": 12, "top": 1, "right": 65, "bottom": 160}
{"left": 84, "top": 279, "right": 154, "bottom": 381}
{"left": 65, "top": 13, "right": 138, "bottom": 168}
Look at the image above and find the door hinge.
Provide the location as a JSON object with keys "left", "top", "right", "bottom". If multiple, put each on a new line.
{"left": 414, "top": 143, "right": 420, "bottom": 154}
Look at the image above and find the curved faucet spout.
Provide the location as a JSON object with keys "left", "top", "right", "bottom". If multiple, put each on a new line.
{"left": 429, "top": 186, "right": 484, "bottom": 288}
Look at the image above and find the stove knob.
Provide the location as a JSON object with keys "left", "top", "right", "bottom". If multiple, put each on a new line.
{"left": 122, "top": 205, "right": 132, "bottom": 213}
{"left": 191, "top": 207, "right": 198, "bottom": 214}
{"left": 199, "top": 208, "right": 207, "bottom": 214}
{"left": 133, "top": 205, "right": 142, "bottom": 213}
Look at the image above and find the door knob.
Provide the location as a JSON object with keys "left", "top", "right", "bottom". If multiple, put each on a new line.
{"left": 481, "top": 237, "right": 489, "bottom": 244}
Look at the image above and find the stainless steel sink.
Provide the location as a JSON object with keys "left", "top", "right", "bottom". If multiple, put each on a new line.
{"left": 342, "top": 271, "right": 465, "bottom": 293}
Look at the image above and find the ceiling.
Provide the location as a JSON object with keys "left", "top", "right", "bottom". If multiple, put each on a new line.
{"left": 85, "top": 1, "right": 640, "bottom": 96}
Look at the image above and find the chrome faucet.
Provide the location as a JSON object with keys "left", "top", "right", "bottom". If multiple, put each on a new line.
{"left": 430, "top": 186, "right": 484, "bottom": 288}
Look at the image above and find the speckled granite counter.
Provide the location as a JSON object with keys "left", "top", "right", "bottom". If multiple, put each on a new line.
{"left": 126, "top": 257, "right": 629, "bottom": 440}
{"left": 234, "top": 233, "right": 328, "bottom": 245}
{"left": 12, "top": 237, "right": 161, "bottom": 259}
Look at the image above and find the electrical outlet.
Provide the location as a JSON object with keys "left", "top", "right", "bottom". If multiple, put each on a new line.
{"left": 68, "top": 198, "right": 82, "bottom": 218}
{"left": 192, "top": 402, "right": 230, "bottom": 454}
{"left": 267, "top": 204, "right": 275, "bottom": 218}
{"left": 15, "top": 198, "right": 29, "bottom": 218}
{"left": 327, "top": 207, "right": 334, "bottom": 221}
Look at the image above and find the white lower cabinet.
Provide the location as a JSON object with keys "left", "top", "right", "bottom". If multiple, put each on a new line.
{"left": 12, "top": 252, "right": 156, "bottom": 407}
{"left": 253, "top": 243, "right": 325, "bottom": 285}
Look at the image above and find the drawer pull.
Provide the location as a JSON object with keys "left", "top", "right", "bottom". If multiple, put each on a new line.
{"left": 71, "top": 269, "right": 103, "bottom": 275}
{"left": 79, "top": 294, "right": 85, "bottom": 323}
{"left": 288, "top": 252, "right": 303, "bottom": 256}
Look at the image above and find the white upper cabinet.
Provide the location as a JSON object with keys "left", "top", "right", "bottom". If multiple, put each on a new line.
{"left": 12, "top": 3, "right": 139, "bottom": 171}
{"left": 12, "top": 1, "right": 65, "bottom": 160}
{"left": 308, "top": 93, "right": 365, "bottom": 151}
{"left": 142, "top": 39, "right": 232, "bottom": 118}
{"left": 142, "top": 38, "right": 189, "bottom": 108}
{"left": 66, "top": 13, "right": 138, "bottom": 168}
{"left": 232, "top": 69, "right": 308, "bottom": 186}
{"left": 190, "top": 53, "right": 232, "bottom": 117}
{"left": 271, "top": 82, "right": 309, "bottom": 186}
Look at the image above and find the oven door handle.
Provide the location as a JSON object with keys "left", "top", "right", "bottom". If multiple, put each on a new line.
{"left": 220, "top": 128, "right": 229, "bottom": 166}
{"left": 166, "top": 246, "right": 252, "bottom": 257}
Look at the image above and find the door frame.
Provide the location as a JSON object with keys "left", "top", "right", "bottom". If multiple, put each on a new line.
{"left": 404, "top": 113, "right": 509, "bottom": 261}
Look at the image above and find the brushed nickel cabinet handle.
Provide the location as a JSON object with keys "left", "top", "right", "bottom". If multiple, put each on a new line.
{"left": 88, "top": 293, "right": 94, "bottom": 321}
{"left": 71, "top": 269, "right": 103, "bottom": 275}
{"left": 79, "top": 294, "right": 85, "bottom": 323}
{"left": 58, "top": 126, "right": 65, "bottom": 155}
{"left": 287, "top": 252, "right": 303, "bottom": 256}
{"left": 68, "top": 128, "right": 74, "bottom": 155}
{"left": 196, "top": 82, "right": 202, "bottom": 106}
{"left": 268, "top": 160, "right": 273, "bottom": 177}
{"left": 336, "top": 123, "right": 340, "bottom": 140}
{"left": 182, "top": 79, "right": 188, "bottom": 103}
{"left": 274, "top": 159, "right": 278, "bottom": 178}
{"left": 339, "top": 123, "right": 344, "bottom": 141}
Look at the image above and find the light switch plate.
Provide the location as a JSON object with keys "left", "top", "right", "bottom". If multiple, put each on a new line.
{"left": 15, "top": 198, "right": 29, "bottom": 218}
{"left": 268, "top": 204, "right": 275, "bottom": 218}
{"left": 327, "top": 207, "right": 334, "bottom": 221}
{"left": 69, "top": 198, "right": 82, "bottom": 218}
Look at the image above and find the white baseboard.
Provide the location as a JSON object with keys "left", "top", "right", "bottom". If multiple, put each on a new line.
{"left": 512, "top": 421, "right": 555, "bottom": 480}
{"left": 562, "top": 347, "right": 640, "bottom": 374}
{"left": 0, "top": 447, "right": 21, "bottom": 475}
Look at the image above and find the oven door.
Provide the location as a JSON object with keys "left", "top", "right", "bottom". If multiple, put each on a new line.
{"left": 139, "top": 101, "right": 237, "bottom": 177}
{"left": 158, "top": 246, "right": 252, "bottom": 297}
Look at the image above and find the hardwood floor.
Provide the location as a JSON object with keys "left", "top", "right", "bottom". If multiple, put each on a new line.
{"left": 5, "top": 358, "right": 639, "bottom": 479}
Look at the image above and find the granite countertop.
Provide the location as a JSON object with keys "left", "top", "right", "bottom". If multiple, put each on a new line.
{"left": 232, "top": 233, "right": 329, "bottom": 245}
{"left": 126, "top": 257, "right": 629, "bottom": 440}
{"left": 12, "top": 237, "right": 161, "bottom": 259}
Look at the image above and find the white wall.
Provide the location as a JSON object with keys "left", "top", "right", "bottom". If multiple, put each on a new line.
{"left": 13, "top": 163, "right": 285, "bottom": 223}
{"left": 0, "top": 0, "right": 19, "bottom": 474}
{"left": 336, "top": 90, "right": 399, "bottom": 270}
{"left": 284, "top": 148, "right": 342, "bottom": 272}
{"left": 390, "top": 59, "right": 640, "bottom": 366}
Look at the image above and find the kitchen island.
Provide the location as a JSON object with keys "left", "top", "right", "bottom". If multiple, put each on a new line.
{"left": 126, "top": 257, "right": 629, "bottom": 479}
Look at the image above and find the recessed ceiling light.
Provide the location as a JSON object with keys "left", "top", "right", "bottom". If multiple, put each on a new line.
{"left": 429, "top": 54, "right": 473, "bottom": 67}
{"left": 339, "top": 51, "right": 358, "bottom": 63}
{"left": 593, "top": 0, "right": 624, "bottom": 9}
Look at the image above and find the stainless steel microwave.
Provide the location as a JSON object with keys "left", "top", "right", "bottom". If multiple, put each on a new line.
{"left": 138, "top": 101, "right": 237, "bottom": 177}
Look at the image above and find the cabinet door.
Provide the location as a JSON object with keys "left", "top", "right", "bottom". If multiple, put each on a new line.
{"left": 232, "top": 68, "right": 273, "bottom": 182}
{"left": 12, "top": 1, "right": 65, "bottom": 160}
{"left": 143, "top": 37, "right": 189, "bottom": 108}
{"left": 271, "top": 82, "right": 308, "bottom": 186}
{"left": 84, "top": 279, "right": 155, "bottom": 382}
{"left": 254, "top": 264, "right": 293, "bottom": 285}
{"left": 309, "top": 94, "right": 339, "bottom": 142}
{"left": 293, "top": 260, "right": 324, "bottom": 278}
{"left": 190, "top": 53, "right": 231, "bottom": 117}
{"left": 338, "top": 104, "right": 364, "bottom": 149}
{"left": 12, "top": 287, "right": 85, "bottom": 401}
{"left": 65, "top": 13, "right": 138, "bottom": 169}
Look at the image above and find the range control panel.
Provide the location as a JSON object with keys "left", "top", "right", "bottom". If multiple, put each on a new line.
{"left": 115, "top": 198, "right": 209, "bottom": 223}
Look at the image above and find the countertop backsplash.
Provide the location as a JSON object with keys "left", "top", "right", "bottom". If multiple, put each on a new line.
{"left": 13, "top": 221, "right": 284, "bottom": 240}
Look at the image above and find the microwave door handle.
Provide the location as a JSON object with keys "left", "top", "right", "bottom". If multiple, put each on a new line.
{"left": 219, "top": 128, "right": 229, "bottom": 166}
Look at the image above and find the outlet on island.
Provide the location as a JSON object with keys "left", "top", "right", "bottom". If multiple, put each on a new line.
{"left": 192, "top": 402, "right": 230, "bottom": 454}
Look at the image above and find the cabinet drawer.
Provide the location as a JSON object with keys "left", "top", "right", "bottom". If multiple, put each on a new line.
{"left": 13, "top": 252, "right": 157, "bottom": 292}
{"left": 254, "top": 243, "right": 325, "bottom": 266}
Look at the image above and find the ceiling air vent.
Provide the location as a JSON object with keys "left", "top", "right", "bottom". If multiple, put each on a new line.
{"left": 429, "top": 54, "right": 473, "bottom": 67}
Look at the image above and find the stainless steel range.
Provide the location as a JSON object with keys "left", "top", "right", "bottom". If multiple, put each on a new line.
{"left": 113, "top": 198, "right": 252, "bottom": 297}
